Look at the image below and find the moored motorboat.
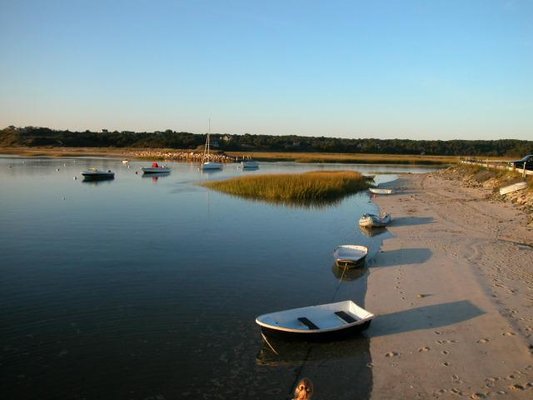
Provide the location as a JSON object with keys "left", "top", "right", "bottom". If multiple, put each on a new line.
{"left": 202, "top": 161, "right": 223, "bottom": 170}
{"left": 241, "top": 159, "right": 259, "bottom": 169}
{"left": 81, "top": 168, "right": 115, "bottom": 180}
{"left": 255, "top": 300, "right": 374, "bottom": 341}
{"left": 358, "top": 213, "right": 392, "bottom": 228}
{"left": 333, "top": 245, "right": 368, "bottom": 268}
{"left": 142, "top": 162, "right": 171, "bottom": 174}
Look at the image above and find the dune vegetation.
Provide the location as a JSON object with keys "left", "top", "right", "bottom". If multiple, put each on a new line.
{"left": 201, "top": 170, "right": 371, "bottom": 206}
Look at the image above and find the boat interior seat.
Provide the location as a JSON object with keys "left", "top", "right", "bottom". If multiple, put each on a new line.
{"left": 335, "top": 311, "right": 357, "bottom": 324}
{"left": 297, "top": 317, "right": 319, "bottom": 330}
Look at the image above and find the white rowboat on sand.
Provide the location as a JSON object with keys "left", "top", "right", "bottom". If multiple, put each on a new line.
{"left": 358, "top": 213, "right": 392, "bottom": 228}
{"left": 255, "top": 300, "right": 375, "bottom": 341}
{"left": 333, "top": 245, "right": 368, "bottom": 268}
{"left": 369, "top": 187, "right": 394, "bottom": 195}
{"left": 499, "top": 181, "right": 527, "bottom": 195}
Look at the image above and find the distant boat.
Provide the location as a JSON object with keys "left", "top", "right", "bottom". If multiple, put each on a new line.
{"left": 369, "top": 187, "right": 394, "bottom": 195}
{"left": 333, "top": 245, "right": 368, "bottom": 268}
{"left": 358, "top": 213, "right": 392, "bottom": 228}
{"left": 201, "top": 120, "right": 222, "bottom": 171}
{"left": 142, "top": 162, "right": 171, "bottom": 174}
{"left": 255, "top": 300, "right": 374, "bottom": 341}
{"left": 81, "top": 168, "right": 115, "bottom": 181}
{"left": 241, "top": 158, "right": 259, "bottom": 169}
{"left": 499, "top": 181, "right": 527, "bottom": 195}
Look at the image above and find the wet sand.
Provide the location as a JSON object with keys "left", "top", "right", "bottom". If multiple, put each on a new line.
{"left": 367, "top": 172, "right": 532, "bottom": 399}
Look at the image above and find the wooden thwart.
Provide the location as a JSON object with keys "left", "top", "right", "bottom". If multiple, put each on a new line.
{"left": 298, "top": 317, "right": 319, "bottom": 330}
{"left": 335, "top": 311, "right": 357, "bottom": 323}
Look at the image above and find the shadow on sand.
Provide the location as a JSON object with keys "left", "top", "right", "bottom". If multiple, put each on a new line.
{"left": 370, "top": 248, "right": 432, "bottom": 267}
{"left": 370, "top": 300, "right": 484, "bottom": 336}
{"left": 391, "top": 216, "right": 434, "bottom": 226}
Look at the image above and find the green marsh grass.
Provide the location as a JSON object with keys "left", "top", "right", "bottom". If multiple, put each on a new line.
{"left": 201, "top": 170, "right": 370, "bottom": 206}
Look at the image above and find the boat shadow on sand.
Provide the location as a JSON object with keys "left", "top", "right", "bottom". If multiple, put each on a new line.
{"left": 369, "top": 248, "right": 432, "bottom": 267}
{"left": 369, "top": 300, "right": 484, "bottom": 336}
{"left": 390, "top": 216, "right": 434, "bottom": 226}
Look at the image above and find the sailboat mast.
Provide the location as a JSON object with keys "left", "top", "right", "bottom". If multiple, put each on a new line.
{"left": 207, "top": 118, "right": 210, "bottom": 158}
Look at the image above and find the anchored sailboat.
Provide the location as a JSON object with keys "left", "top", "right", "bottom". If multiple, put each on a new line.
{"left": 201, "top": 119, "right": 222, "bottom": 170}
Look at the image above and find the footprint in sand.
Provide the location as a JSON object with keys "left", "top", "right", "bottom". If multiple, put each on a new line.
{"left": 418, "top": 346, "right": 430, "bottom": 352}
{"left": 508, "top": 383, "right": 526, "bottom": 391}
{"left": 441, "top": 350, "right": 449, "bottom": 355}
{"left": 470, "top": 392, "right": 488, "bottom": 399}
{"left": 502, "top": 332, "right": 515, "bottom": 336}
{"left": 385, "top": 352, "right": 399, "bottom": 358}
{"left": 436, "top": 339, "right": 458, "bottom": 345}
{"left": 477, "top": 338, "right": 490, "bottom": 344}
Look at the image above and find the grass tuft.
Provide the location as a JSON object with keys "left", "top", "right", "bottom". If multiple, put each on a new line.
{"left": 201, "top": 170, "right": 370, "bottom": 206}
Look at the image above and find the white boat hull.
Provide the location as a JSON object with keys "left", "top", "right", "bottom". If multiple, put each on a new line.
{"left": 202, "top": 161, "right": 222, "bottom": 170}
{"left": 241, "top": 160, "right": 259, "bottom": 169}
{"left": 359, "top": 213, "right": 392, "bottom": 228}
{"left": 333, "top": 245, "right": 368, "bottom": 268}
{"left": 499, "top": 181, "right": 527, "bottom": 195}
{"left": 369, "top": 187, "right": 393, "bottom": 195}
{"left": 256, "top": 300, "right": 374, "bottom": 341}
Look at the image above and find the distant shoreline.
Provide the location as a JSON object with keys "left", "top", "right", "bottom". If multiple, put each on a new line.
{"left": 0, "top": 146, "right": 459, "bottom": 165}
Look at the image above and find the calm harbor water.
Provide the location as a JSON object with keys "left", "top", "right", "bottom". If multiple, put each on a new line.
{"left": 0, "top": 156, "right": 438, "bottom": 399}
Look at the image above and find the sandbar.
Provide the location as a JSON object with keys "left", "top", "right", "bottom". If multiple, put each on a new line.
{"left": 367, "top": 171, "right": 532, "bottom": 399}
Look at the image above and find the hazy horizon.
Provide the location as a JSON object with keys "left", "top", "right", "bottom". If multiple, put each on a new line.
{"left": 1, "top": 0, "right": 532, "bottom": 141}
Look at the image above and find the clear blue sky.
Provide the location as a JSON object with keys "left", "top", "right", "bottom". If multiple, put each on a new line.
{"left": 1, "top": 0, "right": 532, "bottom": 140}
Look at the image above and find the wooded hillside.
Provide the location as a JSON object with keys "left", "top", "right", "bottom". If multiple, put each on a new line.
{"left": 1, "top": 126, "right": 531, "bottom": 157}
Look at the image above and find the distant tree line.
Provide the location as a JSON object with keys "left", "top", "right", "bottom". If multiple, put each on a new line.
{"left": 1, "top": 125, "right": 531, "bottom": 157}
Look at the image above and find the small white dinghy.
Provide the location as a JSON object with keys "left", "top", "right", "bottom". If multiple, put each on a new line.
{"left": 333, "top": 245, "right": 368, "bottom": 268}
{"left": 369, "top": 187, "right": 394, "bottom": 195}
{"left": 255, "top": 300, "right": 374, "bottom": 341}
{"left": 358, "top": 213, "right": 392, "bottom": 228}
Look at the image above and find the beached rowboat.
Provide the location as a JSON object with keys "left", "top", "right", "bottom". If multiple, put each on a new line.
{"left": 358, "top": 213, "right": 392, "bottom": 228}
{"left": 255, "top": 300, "right": 374, "bottom": 341}
{"left": 369, "top": 187, "right": 394, "bottom": 195}
{"left": 499, "top": 181, "right": 527, "bottom": 195}
{"left": 333, "top": 245, "right": 368, "bottom": 268}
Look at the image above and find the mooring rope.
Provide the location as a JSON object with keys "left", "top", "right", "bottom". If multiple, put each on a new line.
{"left": 331, "top": 265, "right": 347, "bottom": 302}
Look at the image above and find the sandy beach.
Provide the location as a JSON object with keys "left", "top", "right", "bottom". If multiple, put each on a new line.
{"left": 367, "top": 172, "right": 532, "bottom": 399}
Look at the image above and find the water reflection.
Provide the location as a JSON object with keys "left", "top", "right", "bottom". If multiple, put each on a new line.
{"left": 81, "top": 177, "right": 115, "bottom": 185}
{"left": 331, "top": 264, "right": 368, "bottom": 281}
{"left": 256, "top": 334, "right": 371, "bottom": 367}
{"left": 0, "top": 156, "right": 443, "bottom": 400}
{"left": 256, "top": 333, "right": 373, "bottom": 400}
{"left": 141, "top": 171, "right": 170, "bottom": 183}
{"left": 359, "top": 226, "right": 388, "bottom": 237}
